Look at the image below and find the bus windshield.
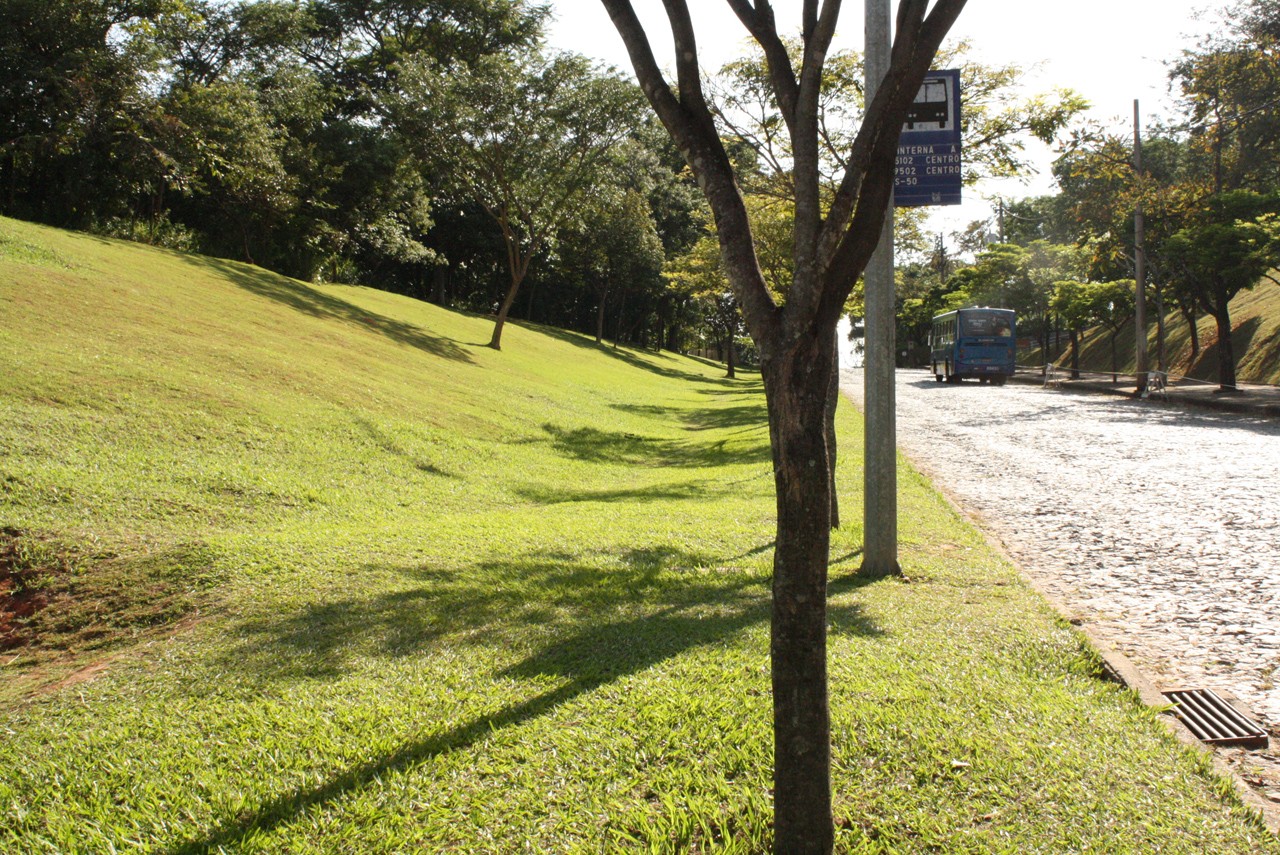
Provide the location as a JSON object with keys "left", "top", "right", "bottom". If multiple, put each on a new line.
{"left": 961, "top": 313, "right": 1013, "bottom": 338}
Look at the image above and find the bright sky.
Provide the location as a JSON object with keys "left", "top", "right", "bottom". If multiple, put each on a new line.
{"left": 546, "top": 1, "right": 1221, "bottom": 234}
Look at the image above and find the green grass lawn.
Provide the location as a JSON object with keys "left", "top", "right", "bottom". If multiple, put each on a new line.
{"left": 1, "top": 215, "right": 1276, "bottom": 853}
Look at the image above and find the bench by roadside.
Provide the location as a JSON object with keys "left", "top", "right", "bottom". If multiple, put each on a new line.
{"left": 1010, "top": 368, "right": 1280, "bottom": 418}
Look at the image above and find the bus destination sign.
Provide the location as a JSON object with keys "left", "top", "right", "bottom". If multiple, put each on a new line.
{"left": 894, "top": 69, "right": 962, "bottom": 207}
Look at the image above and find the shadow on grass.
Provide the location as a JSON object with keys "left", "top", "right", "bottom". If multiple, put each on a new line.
{"left": 350, "top": 414, "right": 453, "bottom": 478}
{"left": 185, "top": 255, "right": 476, "bottom": 364}
{"left": 1244, "top": 324, "right": 1280, "bottom": 382}
{"left": 174, "top": 548, "right": 883, "bottom": 853}
{"left": 534, "top": 327, "right": 754, "bottom": 387}
{"left": 1190, "top": 316, "right": 1262, "bottom": 385}
{"left": 514, "top": 479, "right": 718, "bottom": 505}
{"left": 539, "top": 423, "right": 771, "bottom": 467}
{"left": 682, "top": 403, "right": 769, "bottom": 432}
{"left": 610, "top": 401, "right": 769, "bottom": 435}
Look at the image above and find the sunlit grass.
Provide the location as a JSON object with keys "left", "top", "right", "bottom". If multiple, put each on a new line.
{"left": 0, "top": 216, "right": 1275, "bottom": 853}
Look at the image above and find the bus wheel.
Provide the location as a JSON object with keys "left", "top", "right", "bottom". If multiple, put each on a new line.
{"left": 993, "top": 376, "right": 1007, "bottom": 386}
{"left": 979, "top": 376, "right": 989, "bottom": 385}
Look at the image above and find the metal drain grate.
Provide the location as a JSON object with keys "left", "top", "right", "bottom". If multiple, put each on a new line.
{"left": 1163, "top": 689, "right": 1269, "bottom": 749}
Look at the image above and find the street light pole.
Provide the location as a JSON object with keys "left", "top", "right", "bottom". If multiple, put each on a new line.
{"left": 1134, "top": 99, "right": 1149, "bottom": 397}
{"left": 862, "top": 0, "right": 899, "bottom": 577}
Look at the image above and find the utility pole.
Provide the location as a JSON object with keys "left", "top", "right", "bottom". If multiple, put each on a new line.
{"left": 862, "top": 0, "right": 898, "bottom": 577}
{"left": 1133, "top": 99, "right": 1149, "bottom": 396}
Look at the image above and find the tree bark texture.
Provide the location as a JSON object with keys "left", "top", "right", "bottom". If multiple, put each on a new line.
{"left": 824, "top": 330, "right": 840, "bottom": 529}
{"left": 488, "top": 212, "right": 534, "bottom": 350}
{"left": 1182, "top": 305, "right": 1200, "bottom": 363}
{"left": 763, "top": 332, "right": 835, "bottom": 854}
{"left": 1110, "top": 330, "right": 1118, "bottom": 382}
{"left": 596, "top": 284, "right": 609, "bottom": 343}
{"left": 488, "top": 273, "right": 524, "bottom": 350}
{"left": 1211, "top": 302, "right": 1237, "bottom": 390}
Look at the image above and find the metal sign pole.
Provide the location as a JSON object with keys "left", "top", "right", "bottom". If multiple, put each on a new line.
{"left": 862, "top": 0, "right": 898, "bottom": 576}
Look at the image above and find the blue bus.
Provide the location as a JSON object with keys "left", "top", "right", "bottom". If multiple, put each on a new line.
{"left": 929, "top": 307, "right": 1016, "bottom": 384}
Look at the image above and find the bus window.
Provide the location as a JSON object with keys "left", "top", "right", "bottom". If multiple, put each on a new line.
{"left": 961, "top": 313, "right": 1014, "bottom": 338}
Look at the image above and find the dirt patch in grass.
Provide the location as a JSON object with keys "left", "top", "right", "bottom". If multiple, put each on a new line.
{"left": 0, "top": 527, "right": 67, "bottom": 650}
{"left": 0, "top": 528, "right": 212, "bottom": 672}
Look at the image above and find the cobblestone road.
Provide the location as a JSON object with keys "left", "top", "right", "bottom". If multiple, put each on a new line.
{"left": 842, "top": 368, "right": 1280, "bottom": 728}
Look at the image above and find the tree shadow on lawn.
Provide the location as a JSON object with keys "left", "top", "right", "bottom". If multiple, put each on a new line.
{"left": 174, "top": 550, "right": 883, "bottom": 853}
{"left": 514, "top": 479, "right": 721, "bottom": 504}
{"left": 349, "top": 414, "right": 454, "bottom": 478}
{"left": 185, "top": 255, "right": 476, "bottom": 364}
{"left": 533, "top": 326, "right": 753, "bottom": 387}
{"left": 611, "top": 401, "right": 769, "bottom": 433}
{"left": 539, "top": 423, "right": 772, "bottom": 467}
{"left": 1188, "top": 315, "right": 1262, "bottom": 384}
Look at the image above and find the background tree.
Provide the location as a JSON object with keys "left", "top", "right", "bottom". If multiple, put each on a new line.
{"left": 662, "top": 231, "right": 745, "bottom": 374}
{"left": 1049, "top": 279, "right": 1090, "bottom": 377}
{"left": 1174, "top": 1, "right": 1280, "bottom": 195}
{"left": 1162, "top": 191, "right": 1280, "bottom": 389}
{"left": 393, "top": 51, "right": 643, "bottom": 349}
{"left": 1081, "top": 278, "right": 1137, "bottom": 381}
{"left": 0, "top": 0, "right": 171, "bottom": 227}
{"left": 558, "top": 187, "right": 665, "bottom": 345}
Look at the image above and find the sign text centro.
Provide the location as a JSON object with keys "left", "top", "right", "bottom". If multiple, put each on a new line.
{"left": 894, "top": 69, "right": 962, "bottom": 208}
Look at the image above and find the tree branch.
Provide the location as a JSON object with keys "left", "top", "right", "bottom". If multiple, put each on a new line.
{"left": 600, "top": 0, "right": 780, "bottom": 339}
{"left": 785, "top": 0, "right": 844, "bottom": 326}
{"left": 725, "top": 0, "right": 800, "bottom": 134}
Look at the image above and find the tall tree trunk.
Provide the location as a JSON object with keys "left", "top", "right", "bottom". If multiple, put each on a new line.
{"left": 489, "top": 270, "right": 525, "bottom": 350}
{"left": 614, "top": 286, "right": 627, "bottom": 349}
{"left": 726, "top": 334, "right": 737, "bottom": 379}
{"left": 761, "top": 333, "right": 834, "bottom": 855}
{"left": 1180, "top": 303, "right": 1200, "bottom": 363}
{"left": 524, "top": 279, "right": 538, "bottom": 322}
{"left": 1069, "top": 329, "right": 1080, "bottom": 379}
{"left": 1212, "top": 302, "right": 1237, "bottom": 390}
{"left": 1110, "top": 329, "right": 1118, "bottom": 382}
{"left": 595, "top": 283, "right": 608, "bottom": 344}
{"left": 489, "top": 215, "right": 534, "bottom": 350}
{"left": 431, "top": 265, "right": 447, "bottom": 305}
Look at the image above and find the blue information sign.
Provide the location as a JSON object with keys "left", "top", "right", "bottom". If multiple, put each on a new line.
{"left": 894, "top": 69, "right": 962, "bottom": 207}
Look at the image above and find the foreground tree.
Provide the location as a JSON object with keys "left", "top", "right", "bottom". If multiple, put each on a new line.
{"left": 600, "top": 2, "right": 965, "bottom": 851}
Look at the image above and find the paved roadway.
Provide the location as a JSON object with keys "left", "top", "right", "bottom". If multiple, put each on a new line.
{"left": 841, "top": 367, "right": 1280, "bottom": 730}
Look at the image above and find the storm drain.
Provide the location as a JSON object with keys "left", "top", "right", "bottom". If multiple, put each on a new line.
{"left": 1163, "top": 689, "right": 1270, "bottom": 749}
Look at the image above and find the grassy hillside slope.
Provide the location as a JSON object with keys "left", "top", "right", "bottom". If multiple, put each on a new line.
{"left": 1, "top": 217, "right": 1276, "bottom": 853}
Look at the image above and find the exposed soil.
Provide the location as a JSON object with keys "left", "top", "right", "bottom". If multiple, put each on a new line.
{"left": 0, "top": 527, "right": 59, "bottom": 650}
